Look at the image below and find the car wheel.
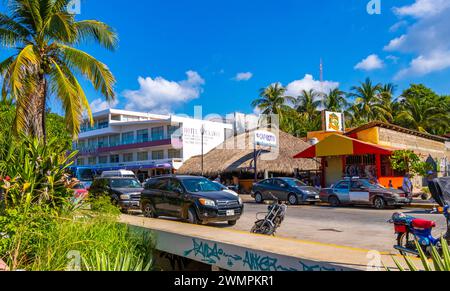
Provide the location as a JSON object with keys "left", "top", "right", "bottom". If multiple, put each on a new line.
{"left": 329, "top": 196, "right": 340, "bottom": 207}
{"left": 288, "top": 194, "right": 299, "bottom": 205}
{"left": 187, "top": 207, "right": 200, "bottom": 224}
{"left": 142, "top": 203, "right": 157, "bottom": 218}
{"left": 373, "top": 197, "right": 386, "bottom": 209}
{"left": 228, "top": 220, "right": 237, "bottom": 226}
{"left": 254, "top": 192, "right": 264, "bottom": 204}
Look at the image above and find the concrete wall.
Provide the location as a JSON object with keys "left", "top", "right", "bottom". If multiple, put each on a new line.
{"left": 325, "top": 156, "right": 343, "bottom": 187}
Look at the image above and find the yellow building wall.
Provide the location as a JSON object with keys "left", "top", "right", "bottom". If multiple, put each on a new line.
{"left": 355, "top": 127, "right": 380, "bottom": 145}
{"left": 307, "top": 131, "right": 343, "bottom": 142}
{"left": 325, "top": 156, "right": 343, "bottom": 187}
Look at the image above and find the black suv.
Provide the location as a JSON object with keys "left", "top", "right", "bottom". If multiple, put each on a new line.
{"left": 141, "top": 176, "right": 244, "bottom": 225}
{"left": 90, "top": 177, "right": 143, "bottom": 212}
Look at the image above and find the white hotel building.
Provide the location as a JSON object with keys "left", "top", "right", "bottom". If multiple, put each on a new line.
{"left": 74, "top": 109, "right": 238, "bottom": 181}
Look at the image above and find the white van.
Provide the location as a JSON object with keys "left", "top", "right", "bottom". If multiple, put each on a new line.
{"left": 101, "top": 170, "right": 137, "bottom": 179}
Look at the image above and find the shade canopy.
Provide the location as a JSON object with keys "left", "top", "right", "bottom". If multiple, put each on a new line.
{"left": 294, "top": 134, "right": 393, "bottom": 159}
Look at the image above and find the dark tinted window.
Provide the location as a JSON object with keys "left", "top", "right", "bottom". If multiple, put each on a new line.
{"left": 169, "top": 179, "right": 184, "bottom": 193}
{"left": 260, "top": 179, "right": 272, "bottom": 185}
{"left": 273, "top": 179, "right": 285, "bottom": 187}
{"left": 155, "top": 178, "right": 170, "bottom": 191}
{"left": 145, "top": 179, "right": 159, "bottom": 190}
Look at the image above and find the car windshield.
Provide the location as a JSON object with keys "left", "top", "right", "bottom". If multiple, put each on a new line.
{"left": 182, "top": 178, "right": 222, "bottom": 192}
{"left": 110, "top": 179, "right": 142, "bottom": 189}
{"left": 282, "top": 178, "right": 307, "bottom": 187}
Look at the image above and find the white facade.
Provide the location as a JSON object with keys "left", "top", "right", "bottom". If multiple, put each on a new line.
{"left": 74, "top": 109, "right": 233, "bottom": 180}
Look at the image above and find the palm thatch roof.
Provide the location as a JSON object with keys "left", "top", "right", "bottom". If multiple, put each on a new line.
{"left": 178, "top": 130, "right": 319, "bottom": 176}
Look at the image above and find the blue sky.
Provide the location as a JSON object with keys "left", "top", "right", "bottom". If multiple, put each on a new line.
{"left": 2, "top": 0, "right": 450, "bottom": 117}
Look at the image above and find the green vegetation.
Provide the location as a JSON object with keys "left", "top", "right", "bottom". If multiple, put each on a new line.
{"left": 390, "top": 238, "right": 450, "bottom": 271}
{"left": 0, "top": 0, "right": 117, "bottom": 141}
{"left": 390, "top": 150, "right": 432, "bottom": 178}
{"left": 0, "top": 136, "right": 154, "bottom": 271}
{"left": 253, "top": 80, "right": 450, "bottom": 137}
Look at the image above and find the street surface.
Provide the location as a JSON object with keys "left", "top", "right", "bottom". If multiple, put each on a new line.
{"left": 131, "top": 201, "right": 447, "bottom": 253}
{"left": 228, "top": 202, "right": 447, "bottom": 253}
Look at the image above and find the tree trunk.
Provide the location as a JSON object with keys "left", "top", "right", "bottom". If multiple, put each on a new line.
{"left": 28, "top": 75, "right": 47, "bottom": 142}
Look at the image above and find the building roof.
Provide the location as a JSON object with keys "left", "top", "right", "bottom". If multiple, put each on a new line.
{"left": 345, "top": 121, "right": 447, "bottom": 143}
{"left": 177, "top": 130, "right": 319, "bottom": 175}
{"left": 294, "top": 134, "right": 394, "bottom": 159}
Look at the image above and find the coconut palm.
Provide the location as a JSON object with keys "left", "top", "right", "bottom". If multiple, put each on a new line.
{"left": 0, "top": 0, "right": 117, "bottom": 141}
{"left": 295, "top": 89, "right": 322, "bottom": 119}
{"left": 348, "top": 78, "right": 383, "bottom": 122}
{"left": 323, "top": 88, "right": 348, "bottom": 112}
{"left": 374, "top": 83, "right": 398, "bottom": 123}
{"left": 252, "top": 83, "right": 294, "bottom": 117}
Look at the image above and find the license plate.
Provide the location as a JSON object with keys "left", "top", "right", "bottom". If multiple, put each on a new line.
{"left": 315, "top": 195, "right": 320, "bottom": 199}
{"left": 226, "top": 210, "right": 235, "bottom": 216}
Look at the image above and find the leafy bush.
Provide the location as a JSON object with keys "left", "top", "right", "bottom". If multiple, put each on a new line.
{"left": 0, "top": 201, "right": 154, "bottom": 271}
{"left": 390, "top": 150, "right": 432, "bottom": 178}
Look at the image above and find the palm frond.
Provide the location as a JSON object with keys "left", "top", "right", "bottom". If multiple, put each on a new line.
{"left": 75, "top": 20, "right": 118, "bottom": 50}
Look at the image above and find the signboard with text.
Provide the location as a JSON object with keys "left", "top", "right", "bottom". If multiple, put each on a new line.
{"left": 254, "top": 131, "right": 278, "bottom": 148}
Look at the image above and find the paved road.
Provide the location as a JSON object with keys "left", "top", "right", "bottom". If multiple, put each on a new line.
{"left": 226, "top": 202, "right": 447, "bottom": 253}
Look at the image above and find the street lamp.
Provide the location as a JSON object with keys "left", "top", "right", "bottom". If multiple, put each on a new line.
{"left": 201, "top": 125, "right": 205, "bottom": 177}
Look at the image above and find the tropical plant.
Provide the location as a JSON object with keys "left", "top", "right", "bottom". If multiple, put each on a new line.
{"left": 348, "top": 78, "right": 383, "bottom": 122}
{"left": 390, "top": 150, "right": 432, "bottom": 178}
{"left": 295, "top": 89, "right": 322, "bottom": 119}
{"left": 0, "top": 135, "right": 76, "bottom": 209}
{"left": 323, "top": 88, "right": 347, "bottom": 112}
{"left": 395, "top": 85, "right": 450, "bottom": 135}
{"left": 390, "top": 238, "right": 450, "bottom": 271}
{"left": 0, "top": 0, "right": 117, "bottom": 141}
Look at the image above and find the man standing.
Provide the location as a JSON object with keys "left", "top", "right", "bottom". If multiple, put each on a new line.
{"left": 402, "top": 173, "right": 413, "bottom": 197}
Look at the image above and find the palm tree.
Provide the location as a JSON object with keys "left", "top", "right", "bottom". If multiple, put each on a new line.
{"left": 323, "top": 88, "right": 348, "bottom": 112}
{"left": 373, "top": 83, "right": 398, "bottom": 123}
{"left": 348, "top": 78, "right": 383, "bottom": 122}
{"left": 295, "top": 89, "right": 322, "bottom": 119}
{"left": 252, "top": 83, "right": 294, "bottom": 118}
{"left": 0, "top": 0, "right": 117, "bottom": 141}
{"left": 396, "top": 96, "right": 450, "bottom": 134}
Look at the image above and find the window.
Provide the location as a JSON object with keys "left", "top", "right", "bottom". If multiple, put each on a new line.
{"left": 88, "top": 157, "right": 96, "bottom": 165}
{"left": 109, "top": 134, "right": 120, "bottom": 147}
{"left": 168, "top": 125, "right": 180, "bottom": 136}
{"left": 137, "top": 152, "right": 148, "bottom": 161}
{"left": 110, "top": 155, "right": 119, "bottom": 164}
{"left": 88, "top": 138, "right": 97, "bottom": 149}
{"left": 98, "top": 156, "right": 108, "bottom": 164}
{"left": 123, "top": 153, "right": 134, "bottom": 163}
{"left": 155, "top": 178, "right": 170, "bottom": 191}
{"left": 168, "top": 149, "right": 181, "bottom": 159}
{"left": 335, "top": 181, "right": 350, "bottom": 190}
{"left": 98, "top": 119, "right": 109, "bottom": 129}
{"left": 98, "top": 136, "right": 109, "bottom": 148}
{"left": 152, "top": 150, "right": 164, "bottom": 160}
{"left": 261, "top": 179, "right": 273, "bottom": 185}
{"left": 151, "top": 126, "right": 164, "bottom": 141}
{"left": 77, "top": 140, "right": 86, "bottom": 150}
{"left": 77, "top": 158, "right": 85, "bottom": 166}
{"left": 137, "top": 129, "right": 149, "bottom": 143}
{"left": 122, "top": 132, "right": 135, "bottom": 145}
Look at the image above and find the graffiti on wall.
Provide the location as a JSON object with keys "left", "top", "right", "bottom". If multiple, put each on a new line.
{"left": 183, "top": 238, "right": 344, "bottom": 272}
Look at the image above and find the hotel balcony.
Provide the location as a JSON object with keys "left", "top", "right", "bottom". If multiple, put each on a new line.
{"left": 75, "top": 135, "right": 183, "bottom": 155}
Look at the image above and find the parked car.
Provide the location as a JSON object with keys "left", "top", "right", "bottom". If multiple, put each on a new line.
{"left": 251, "top": 178, "right": 321, "bottom": 205}
{"left": 319, "top": 178, "right": 412, "bottom": 209}
{"left": 141, "top": 175, "right": 244, "bottom": 226}
{"left": 101, "top": 170, "right": 137, "bottom": 179}
{"left": 89, "top": 177, "right": 143, "bottom": 212}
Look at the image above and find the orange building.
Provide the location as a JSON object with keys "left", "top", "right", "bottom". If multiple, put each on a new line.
{"left": 295, "top": 122, "right": 450, "bottom": 189}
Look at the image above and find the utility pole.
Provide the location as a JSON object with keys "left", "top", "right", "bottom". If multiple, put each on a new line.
{"left": 201, "top": 125, "right": 205, "bottom": 177}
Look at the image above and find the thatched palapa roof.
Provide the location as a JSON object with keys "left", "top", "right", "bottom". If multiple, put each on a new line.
{"left": 178, "top": 130, "right": 319, "bottom": 176}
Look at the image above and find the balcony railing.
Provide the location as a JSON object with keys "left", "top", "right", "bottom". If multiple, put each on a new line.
{"left": 74, "top": 135, "right": 182, "bottom": 152}
{"left": 80, "top": 123, "right": 110, "bottom": 133}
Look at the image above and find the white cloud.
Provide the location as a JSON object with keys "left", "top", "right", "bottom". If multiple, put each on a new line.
{"left": 233, "top": 72, "right": 253, "bottom": 81}
{"left": 395, "top": 50, "right": 450, "bottom": 79}
{"left": 285, "top": 74, "right": 339, "bottom": 97}
{"left": 354, "top": 54, "right": 385, "bottom": 71}
{"left": 90, "top": 98, "right": 119, "bottom": 113}
{"left": 393, "top": 0, "right": 450, "bottom": 18}
{"left": 123, "top": 70, "right": 205, "bottom": 114}
{"left": 386, "top": 0, "right": 450, "bottom": 78}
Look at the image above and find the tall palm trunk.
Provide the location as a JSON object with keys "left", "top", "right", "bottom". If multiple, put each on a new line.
{"left": 27, "top": 76, "right": 47, "bottom": 141}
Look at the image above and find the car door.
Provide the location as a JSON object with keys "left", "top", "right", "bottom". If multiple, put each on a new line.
{"left": 350, "top": 180, "right": 370, "bottom": 204}
{"left": 260, "top": 179, "right": 275, "bottom": 199}
{"left": 153, "top": 178, "right": 171, "bottom": 215}
{"left": 333, "top": 181, "right": 351, "bottom": 203}
{"left": 164, "top": 178, "right": 185, "bottom": 217}
{"left": 272, "top": 179, "right": 289, "bottom": 201}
